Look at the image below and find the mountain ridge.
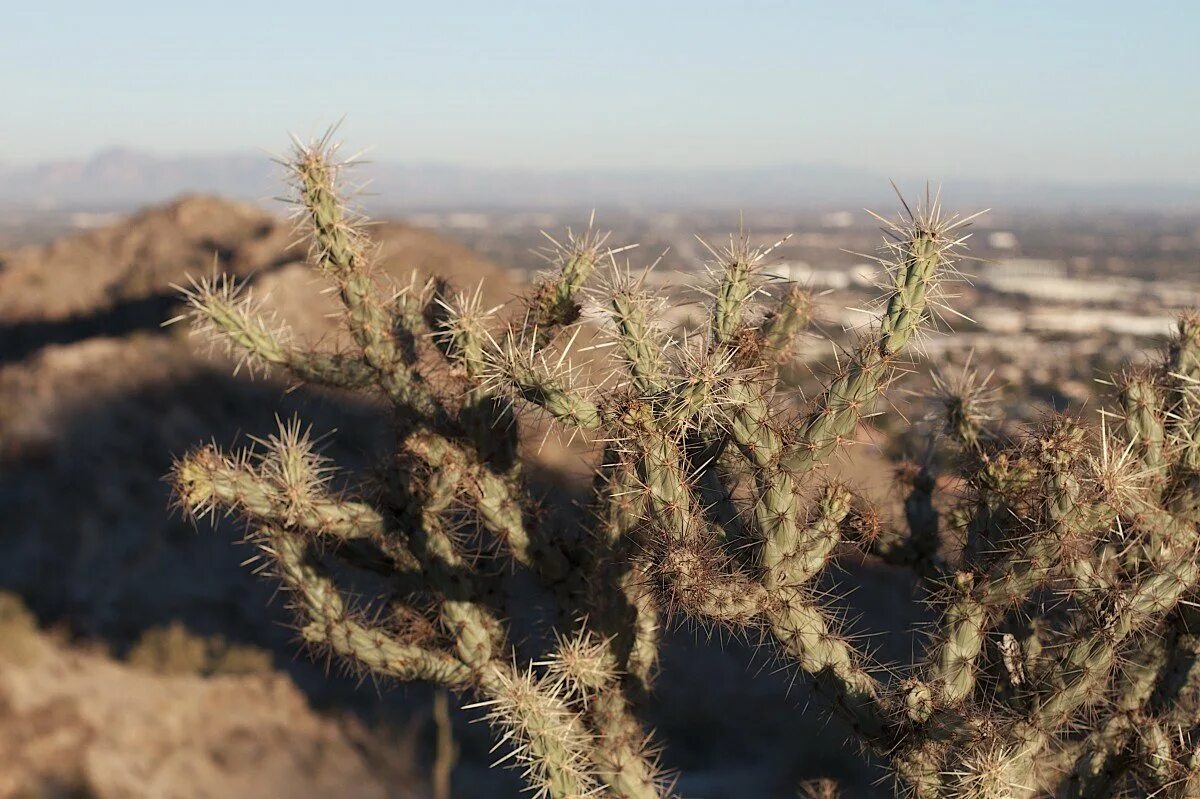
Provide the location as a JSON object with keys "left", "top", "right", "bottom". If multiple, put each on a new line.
{"left": 4, "top": 148, "right": 1198, "bottom": 212}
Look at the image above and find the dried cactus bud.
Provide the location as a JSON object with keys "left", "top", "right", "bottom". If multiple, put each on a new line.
{"left": 904, "top": 680, "right": 935, "bottom": 723}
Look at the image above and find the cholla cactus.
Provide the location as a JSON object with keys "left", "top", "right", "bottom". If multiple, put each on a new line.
{"left": 171, "top": 132, "right": 1200, "bottom": 799}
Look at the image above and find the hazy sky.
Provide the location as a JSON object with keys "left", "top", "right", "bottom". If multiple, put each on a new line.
{"left": 5, "top": 1, "right": 1198, "bottom": 183}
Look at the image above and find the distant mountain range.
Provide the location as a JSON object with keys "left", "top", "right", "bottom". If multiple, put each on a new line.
{"left": 2, "top": 147, "right": 1198, "bottom": 212}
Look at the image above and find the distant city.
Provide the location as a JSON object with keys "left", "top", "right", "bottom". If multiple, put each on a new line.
{"left": 3, "top": 150, "right": 1198, "bottom": 435}
{"left": 415, "top": 205, "right": 1200, "bottom": 431}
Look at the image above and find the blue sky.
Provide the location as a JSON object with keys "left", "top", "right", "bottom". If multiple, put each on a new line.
{"left": 5, "top": 1, "right": 1198, "bottom": 182}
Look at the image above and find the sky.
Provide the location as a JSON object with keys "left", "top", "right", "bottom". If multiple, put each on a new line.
{"left": 4, "top": 1, "right": 1198, "bottom": 184}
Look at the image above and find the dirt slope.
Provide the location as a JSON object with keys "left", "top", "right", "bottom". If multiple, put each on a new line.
{"left": 0, "top": 599, "right": 394, "bottom": 799}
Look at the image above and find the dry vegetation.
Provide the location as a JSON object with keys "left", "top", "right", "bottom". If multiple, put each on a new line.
{"left": 167, "top": 135, "right": 1200, "bottom": 799}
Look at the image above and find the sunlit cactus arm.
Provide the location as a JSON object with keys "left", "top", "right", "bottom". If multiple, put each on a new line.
{"left": 434, "top": 232, "right": 608, "bottom": 471}
{"left": 762, "top": 478, "right": 851, "bottom": 592}
{"left": 521, "top": 226, "right": 609, "bottom": 350}
{"left": 429, "top": 281, "right": 492, "bottom": 380}
{"left": 765, "top": 590, "right": 888, "bottom": 740}
{"left": 631, "top": 409, "right": 709, "bottom": 546}
{"left": 544, "top": 633, "right": 671, "bottom": 799}
{"left": 607, "top": 283, "right": 670, "bottom": 394}
{"left": 1160, "top": 315, "right": 1200, "bottom": 521}
{"left": 782, "top": 205, "right": 969, "bottom": 474}
{"left": 656, "top": 365, "right": 727, "bottom": 432}
{"left": 533, "top": 228, "right": 608, "bottom": 329}
{"left": 1165, "top": 312, "right": 1200, "bottom": 408}
{"left": 720, "top": 376, "right": 809, "bottom": 589}
{"left": 757, "top": 283, "right": 813, "bottom": 364}
{"left": 174, "top": 445, "right": 375, "bottom": 538}
{"left": 698, "top": 232, "right": 802, "bottom": 382}
{"left": 436, "top": 226, "right": 607, "bottom": 380}
{"left": 665, "top": 244, "right": 793, "bottom": 536}
{"left": 707, "top": 232, "right": 770, "bottom": 348}
{"left": 926, "top": 571, "right": 989, "bottom": 707}
{"left": 267, "top": 524, "right": 471, "bottom": 685}
{"left": 289, "top": 137, "right": 443, "bottom": 420}
{"left": 175, "top": 272, "right": 377, "bottom": 390}
{"left": 401, "top": 429, "right": 580, "bottom": 607}
{"left": 724, "top": 378, "right": 784, "bottom": 472}
{"left": 1118, "top": 371, "right": 1167, "bottom": 509}
{"left": 472, "top": 665, "right": 605, "bottom": 799}
{"left": 667, "top": 380, "right": 889, "bottom": 737}
{"left": 482, "top": 331, "right": 603, "bottom": 430}
{"left": 172, "top": 433, "right": 418, "bottom": 570}
{"left": 1119, "top": 370, "right": 1166, "bottom": 467}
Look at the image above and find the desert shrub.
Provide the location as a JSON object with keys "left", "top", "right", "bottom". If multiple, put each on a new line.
{"left": 170, "top": 133, "right": 1200, "bottom": 798}
{"left": 799, "top": 779, "right": 842, "bottom": 799}
{"left": 126, "top": 621, "right": 272, "bottom": 677}
{"left": 0, "top": 592, "right": 43, "bottom": 665}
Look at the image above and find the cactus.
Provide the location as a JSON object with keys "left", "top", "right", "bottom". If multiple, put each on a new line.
{"left": 171, "top": 133, "right": 1200, "bottom": 799}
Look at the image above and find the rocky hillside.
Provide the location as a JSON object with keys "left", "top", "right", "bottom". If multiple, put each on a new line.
{"left": 0, "top": 595, "right": 401, "bottom": 799}
{"left": 0, "top": 195, "right": 516, "bottom": 360}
